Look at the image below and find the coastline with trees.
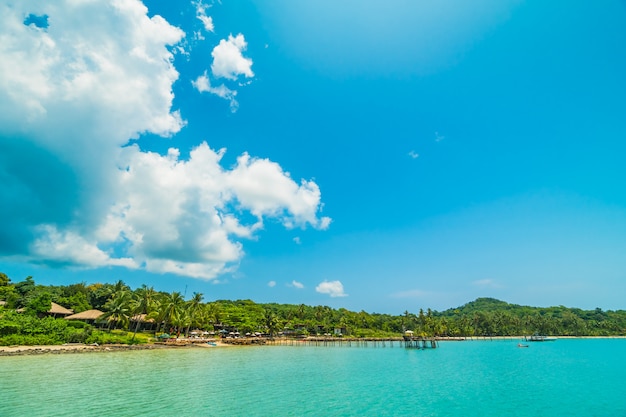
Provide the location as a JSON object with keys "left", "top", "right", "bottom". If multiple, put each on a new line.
{"left": 1, "top": 272, "right": 625, "bottom": 350}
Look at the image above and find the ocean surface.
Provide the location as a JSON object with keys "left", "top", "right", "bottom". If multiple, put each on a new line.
{"left": 1, "top": 339, "right": 625, "bottom": 417}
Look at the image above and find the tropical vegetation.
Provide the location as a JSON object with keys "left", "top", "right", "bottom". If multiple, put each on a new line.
{"left": 1, "top": 272, "right": 625, "bottom": 346}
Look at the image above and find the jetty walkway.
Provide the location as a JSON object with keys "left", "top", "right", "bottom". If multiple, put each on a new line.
{"left": 222, "top": 336, "right": 439, "bottom": 349}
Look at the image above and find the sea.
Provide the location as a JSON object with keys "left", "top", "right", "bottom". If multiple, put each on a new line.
{"left": 1, "top": 339, "right": 625, "bottom": 417}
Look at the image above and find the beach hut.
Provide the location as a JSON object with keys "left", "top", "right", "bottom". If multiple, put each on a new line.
{"left": 334, "top": 327, "right": 347, "bottom": 336}
{"left": 65, "top": 309, "right": 105, "bottom": 325}
{"left": 46, "top": 302, "right": 74, "bottom": 318}
{"left": 130, "top": 314, "right": 157, "bottom": 331}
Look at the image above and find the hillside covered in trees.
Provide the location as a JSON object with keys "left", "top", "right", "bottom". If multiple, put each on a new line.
{"left": 1, "top": 272, "right": 625, "bottom": 346}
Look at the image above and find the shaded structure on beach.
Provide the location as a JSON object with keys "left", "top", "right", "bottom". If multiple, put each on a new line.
{"left": 46, "top": 302, "right": 74, "bottom": 318}
{"left": 65, "top": 309, "right": 104, "bottom": 325}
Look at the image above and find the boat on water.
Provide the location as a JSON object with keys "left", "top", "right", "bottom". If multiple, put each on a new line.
{"left": 517, "top": 343, "right": 529, "bottom": 348}
{"left": 524, "top": 335, "right": 557, "bottom": 342}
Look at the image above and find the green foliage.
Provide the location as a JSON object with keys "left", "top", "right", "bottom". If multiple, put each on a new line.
{"left": 66, "top": 320, "right": 89, "bottom": 329}
{"left": 0, "top": 272, "right": 9, "bottom": 286}
{"left": 86, "top": 330, "right": 140, "bottom": 345}
{"left": 14, "top": 276, "right": 35, "bottom": 297}
{"left": 2, "top": 271, "right": 625, "bottom": 343}
{"left": 27, "top": 292, "right": 52, "bottom": 315}
{"left": 0, "top": 310, "right": 90, "bottom": 346}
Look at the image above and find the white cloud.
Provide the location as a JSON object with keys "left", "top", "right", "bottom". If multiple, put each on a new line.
{"left": 290, "top": 280, "right": 304, "bottom": 289}
{"left": 226, "top": 154, "right": 331, "bottom": 230}
{"left": 268, "top": 280, "right": 276, "bottom": 287}
{"left": 409, "top": 150, "right": 419, "bottom": 159}
{"left": 316, "top": 280, "right": 347, "bottom": 297}
{"left": 91, "top": 142, "right": 327, "bottom": 279}
{"left": 293, "top": 237, "right": 301, "bottom": 245}
{"left": 211, "top": 34, "right": 254, "bottom": 80}
{"left": 435, "top": 131, "right": 445, "bottom": 142}
{"left": 194, "top": 1, "right": 214, "bottom": 32}
{"left": 192, "top": 71, "right": 239, "bottom": 112}
{"left": 0, "top": 0, "right": 329, "bottom": 281}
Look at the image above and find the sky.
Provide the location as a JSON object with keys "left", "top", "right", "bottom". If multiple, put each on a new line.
{"left": 1, "top": 0, "right": 625, "bottom": 314}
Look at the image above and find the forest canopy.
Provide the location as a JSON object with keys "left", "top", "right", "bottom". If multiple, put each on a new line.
{"left": 1, "top": 272, "right": 625, "bottom": 346}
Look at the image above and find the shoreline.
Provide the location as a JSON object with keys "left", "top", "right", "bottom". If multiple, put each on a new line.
{"left": 0, "top": 341, "right": 228, "bottom": 356}
{"left": 2, "top": 335, "right": 625, "bottom": 356}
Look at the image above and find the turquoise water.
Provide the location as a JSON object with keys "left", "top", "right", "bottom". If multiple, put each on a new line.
{"left": 1, "top": 339, "right": 625, "bottom": 416}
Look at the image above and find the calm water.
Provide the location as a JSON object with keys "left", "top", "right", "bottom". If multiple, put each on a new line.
{"left": 1, "top": 339, "right": 625, "bottom": 416}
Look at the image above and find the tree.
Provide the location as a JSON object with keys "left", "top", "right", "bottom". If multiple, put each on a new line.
{"left": 15, "top": 276, "right": 36, "bottom": 306}
{"left": 102, "top": 291, "right": 132, "bottom": 331}
{"left": 130, "top": 285, "right": 157, "bottom": 340}
{"left": 263, "top": 309, "right": 280, "bottom": 337}
{"left": 0, "top": 272, "right": 9, "bottom": 287}
{"left": 27, "top": 292, "right": 52, "bottom": 316}
{"left": 185, "top": 292, "right": 204, "bottom": 336}
{"left": 159, "top": 292, "right": 185, "bottom": 334}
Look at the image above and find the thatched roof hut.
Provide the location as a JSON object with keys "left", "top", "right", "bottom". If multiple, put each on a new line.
{"left": 65, "top": 309, "right": 104, "bottom": 321}
{"left": 48, "top": 302, "right": 73, "bottom": 317}
{"left": 130, "top": 313, "right": 155, "bottom": 323}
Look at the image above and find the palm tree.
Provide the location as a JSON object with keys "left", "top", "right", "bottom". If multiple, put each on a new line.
{"left": 263, "top": 309, "right": 280, "bottom": 338}
{"left": 102, "top": 291, "right": 132, "bottom": 331}
{"left": 185, "top": 292, "right": 204, "bottom": 336}
{"left": 130, "top": 285, "right": 157, "bottom": 340}
{"left": 160, "top": 292, "right": 185, "bottom": 335}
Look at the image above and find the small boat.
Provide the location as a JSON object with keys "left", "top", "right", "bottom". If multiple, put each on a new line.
{"left": 524, "top": 335, "right": 557, "bottom": 342}
{"left": 517, "top": 343, "right": 529, "bottom": 348}
{"left": 206, "top": 341, "right": 217, "bottom": 347}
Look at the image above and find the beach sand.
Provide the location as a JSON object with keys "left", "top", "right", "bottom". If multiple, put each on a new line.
{"left": 0, "top": 340, "right": 227, "bottom": 356}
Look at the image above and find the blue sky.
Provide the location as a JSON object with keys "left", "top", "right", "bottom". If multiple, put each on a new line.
{"left": 1, "top": 0, "right": 625, "bottom": 313}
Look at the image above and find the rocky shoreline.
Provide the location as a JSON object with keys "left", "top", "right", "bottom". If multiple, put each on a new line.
{"left": 0, "top": 342, "right": 215, "bottom": 357}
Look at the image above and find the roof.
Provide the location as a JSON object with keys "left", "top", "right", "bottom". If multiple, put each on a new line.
{"left": 131, "top": 313, "right": 155, "bottom": 323}
{"left": 49, "top": 302, "right": 73, "bottom": 315}
{"left": 65, "top": 309, "right": 105, "bottom": 320}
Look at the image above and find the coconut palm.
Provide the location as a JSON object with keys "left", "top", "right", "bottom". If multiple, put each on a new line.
{"left": 160, "top": 291, "right": 185, "bottom": 334}
{"left": 184, "top": 292, "right": 204, "bottom": 336}
{"left": 262, "top": 309, "right": 280, "bottom": 338}
{"left": 130, "top": 285, "right": 157, "bottom": 340}
{"left": 102, "top": 290, "right": 132, "bottom": 331}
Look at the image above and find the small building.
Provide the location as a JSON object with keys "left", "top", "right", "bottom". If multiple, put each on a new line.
{"left": 130, "top": 314, "right": 157, "bottom": 331}
{"left": 46, "top": 302, "right": 74, "bottom": 318}
{"left": 334, "top": 327, "right": 347, "bottom": 336}
{"left": 65, "top": 309, "right": 104, "bottom": 325}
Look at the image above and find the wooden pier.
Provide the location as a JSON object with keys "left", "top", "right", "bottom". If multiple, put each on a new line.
{"left": 221, "top": 336, "right": 438, "bottom": 349}
{"left": 403, "top": 335, "right": 438, "bottom": 349}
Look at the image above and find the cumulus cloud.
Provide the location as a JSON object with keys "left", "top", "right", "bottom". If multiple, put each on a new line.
{"left": 194, "top": 1, "right": 214, "bottom": 32}
{"left": 290, "top": 280, "right": 304, "bottom": 289}
{"left": 211, "top": 34, "right": 254, "bottom": 80}
{"left": 408, "top": 150, "right": 419, "bottom": 159}
{"left": 0, "top": 0, "right": 329, "bottom": 280}
{"left": 316, "top": 280, "right": 347, "bottom": 297}
{"left": 267, "top": 280, "right": 276, "bottom": 287}
{"left": 192, "top": 71, "right": 239, "bottom": 112}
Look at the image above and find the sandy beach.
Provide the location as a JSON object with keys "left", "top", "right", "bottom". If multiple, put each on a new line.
{"left": 0, "top": 341, "right": 227, "bottom": 356}
{"left": 3, "top": 335, "right": 625, "bottom": 356}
